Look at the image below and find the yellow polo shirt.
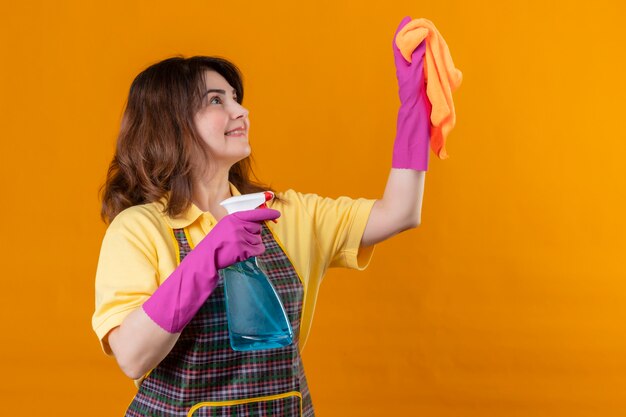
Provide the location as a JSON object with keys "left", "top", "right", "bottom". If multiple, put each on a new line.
{"left": 92, "top": 183, "right": 377, "bottom": 354}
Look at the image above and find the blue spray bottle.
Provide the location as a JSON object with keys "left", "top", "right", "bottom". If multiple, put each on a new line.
{"left": 219, "top": 191, "right": 294, "bottom": 351}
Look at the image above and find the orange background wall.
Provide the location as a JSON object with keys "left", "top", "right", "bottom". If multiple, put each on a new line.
{"left": 1, "top": 0, "right": 625, "bottom": 415}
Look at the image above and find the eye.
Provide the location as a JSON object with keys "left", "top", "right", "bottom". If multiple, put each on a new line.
{"left": 209, "top": 96, "right": 223, "bottom": 105}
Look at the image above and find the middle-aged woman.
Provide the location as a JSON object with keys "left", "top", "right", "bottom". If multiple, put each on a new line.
{"left": 92, "top": 17, "right": 429, "bottom": 417}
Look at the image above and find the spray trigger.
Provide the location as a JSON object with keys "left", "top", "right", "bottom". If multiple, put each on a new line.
{"left": 261, "top": 191, "right": 277, "bottom": 223}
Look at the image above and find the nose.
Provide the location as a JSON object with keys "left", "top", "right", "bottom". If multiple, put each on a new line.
{"left": 231, "top": 101, "right": 249, "bottom": 120}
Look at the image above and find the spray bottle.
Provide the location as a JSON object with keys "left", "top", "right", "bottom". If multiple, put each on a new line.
{"left": 219, "top": 191, "right": 294, "bottom": 351}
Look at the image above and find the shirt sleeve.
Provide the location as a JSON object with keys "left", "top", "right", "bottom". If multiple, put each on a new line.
{"left": 91, "top": 207, "right": 161, "bottom": 355}
{"left": 293, "top": 191, "right": 378, "bottom": 271}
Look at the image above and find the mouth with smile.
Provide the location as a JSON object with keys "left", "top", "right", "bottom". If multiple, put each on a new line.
{"left": 225, "top": 126, "right": 247, "bottom": 137}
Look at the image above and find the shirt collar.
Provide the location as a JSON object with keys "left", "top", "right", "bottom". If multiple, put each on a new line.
{"left": 159, "top": 182, "right": 242, "bottom": 229}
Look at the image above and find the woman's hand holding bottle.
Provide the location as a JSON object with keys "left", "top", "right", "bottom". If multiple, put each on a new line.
{"left": 142, "top": 208, "right": 282, "bottom": 333}
{"left": 108, "top": 208, "right": 281, "bottom": 379}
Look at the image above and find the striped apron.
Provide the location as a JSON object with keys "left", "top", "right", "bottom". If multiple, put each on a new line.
{"left": 125, "top": 223, "right": 315, "bottom": 417}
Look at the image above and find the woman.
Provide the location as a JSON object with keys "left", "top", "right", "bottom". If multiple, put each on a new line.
{"left": 93, "top": 17, "right": 427, "bottom": 417}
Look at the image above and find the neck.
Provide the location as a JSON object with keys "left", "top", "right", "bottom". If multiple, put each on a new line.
{"left": 191, "top": 166, "right": 232, "bottom": 213}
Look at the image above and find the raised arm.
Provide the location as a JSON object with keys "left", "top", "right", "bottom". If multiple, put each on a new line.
{"left": 360, "top": 169, "right": 424, "bottom": 247}
{"left": 361, "top": 17, "right": 430, "bottom": 248}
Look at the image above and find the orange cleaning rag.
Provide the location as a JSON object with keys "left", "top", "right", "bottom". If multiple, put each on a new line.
{"left": 395, "top": 18, "right": 463, "bottom": 159}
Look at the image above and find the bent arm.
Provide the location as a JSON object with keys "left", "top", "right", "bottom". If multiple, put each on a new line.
{"left": 107, "top": 308, "right": 181, "bottom": 380}
{"left": 360, "top": 168, "right": 425, "bottom": 247}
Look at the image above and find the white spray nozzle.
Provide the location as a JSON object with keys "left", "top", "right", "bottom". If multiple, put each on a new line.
{"left": 220, "top": 191, "right": 274, "bottom": 214}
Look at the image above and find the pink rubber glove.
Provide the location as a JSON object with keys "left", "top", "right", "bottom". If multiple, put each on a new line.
{"left": 142, "top": 208, "right": 281, "bottom": 333}
{"left": 392, "top": 16, "right": 432, "bottom": 171}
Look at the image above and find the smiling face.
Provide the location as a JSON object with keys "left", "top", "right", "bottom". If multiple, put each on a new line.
{"left": 193, "top": 70, "right": 251, "bottom": 170}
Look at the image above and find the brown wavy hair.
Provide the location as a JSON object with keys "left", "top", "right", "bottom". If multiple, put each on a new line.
{"left": 100, "top": 56, "right": 282, "bottom": 224}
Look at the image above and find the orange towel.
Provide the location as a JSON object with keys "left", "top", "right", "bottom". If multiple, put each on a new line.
{"left": 395, "top": 18, "right": 463, "bottom": 159}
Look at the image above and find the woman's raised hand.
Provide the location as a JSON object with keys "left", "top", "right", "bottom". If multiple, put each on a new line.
{"left": 392, "top": 16, "right": 431, "bottom": 171}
